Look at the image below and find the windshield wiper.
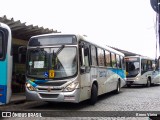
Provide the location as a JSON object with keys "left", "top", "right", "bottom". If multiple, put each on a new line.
{"left": 55, "top": 45, "right": 65, "bottom": 55}
{"left": 51, "top": 45, "right": 64, "bottom": 69}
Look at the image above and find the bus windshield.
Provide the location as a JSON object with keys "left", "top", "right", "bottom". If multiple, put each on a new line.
{"left": 27, "top": 47, "right": 77, "bottom": 79}
{"left": 125, "top": 57, "right": 140, "bottom": 77}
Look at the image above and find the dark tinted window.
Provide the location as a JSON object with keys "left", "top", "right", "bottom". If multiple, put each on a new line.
{"left": 116, "top": 55, "right": 121, "bottom": 68}
{"left": 97, "top": 48, "right": 105, "bottom": 66}
{"left": 105, "top": 50, "right": 111, "bottom": 67}
{"left": 91, "top": 45, "right": 97, "bottom": 66}
{"left": 0, "top": 32, "right": 3, "bottom": 58}
{"left": 111, "top": 53, "right": 116, "bottom": 67}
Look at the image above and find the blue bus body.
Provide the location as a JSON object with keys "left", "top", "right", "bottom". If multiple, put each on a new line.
{"left": 0, "top": 23, "right": 12, "bottom": 105}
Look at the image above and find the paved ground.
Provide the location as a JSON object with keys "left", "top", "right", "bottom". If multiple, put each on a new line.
{"left": 1, "top": 84, "right": 160, "bottom": 119}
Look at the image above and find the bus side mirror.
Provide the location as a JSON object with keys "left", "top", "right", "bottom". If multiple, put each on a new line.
{"left": 81, "top": 47, "right": 85, "bottom": 66}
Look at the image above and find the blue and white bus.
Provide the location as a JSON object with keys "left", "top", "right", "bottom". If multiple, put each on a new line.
{"left": 125, "top": 56, "right": 160, "bottom": 87}
{"left": 0, "top": 22, "right": 12, "bottom": 105}
{"left": 25, "top": 34, "right": 126, "bottom": 104}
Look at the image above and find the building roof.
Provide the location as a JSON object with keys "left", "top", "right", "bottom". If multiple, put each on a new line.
{"left": 0, "top": 15, "right": 60, "bottom": 40}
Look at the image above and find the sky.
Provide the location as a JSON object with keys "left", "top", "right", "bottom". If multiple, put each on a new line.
{"left": 0, "top": 0, "right": 159, "bottom": 58}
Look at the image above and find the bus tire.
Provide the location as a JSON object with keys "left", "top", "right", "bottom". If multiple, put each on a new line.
{"left": 127, "top": 84, "right": 131, "bottom": 87}
{"left": 90, "top": 84, "right": 98, "bottom": 105}
{"left": 115, "top": 80, "right": 120, "bottom": 94}
{"left": 146, "top": 78, "right": 151, "bottom": 87}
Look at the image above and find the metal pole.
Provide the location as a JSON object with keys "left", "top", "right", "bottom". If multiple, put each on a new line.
{"left": 158, "top": 0, "right": 160, "bottom": 56}
{"left": 159, "top": 0, "right": 160, "bottom": 55}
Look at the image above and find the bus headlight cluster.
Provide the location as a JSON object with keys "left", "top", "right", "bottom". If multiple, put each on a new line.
{"left": 136, "top": 77, "right": 139, "bottom": 81}
{"left": 26, "top": 82, "right": 36, "bottom": 91}
{"left": 64, "top": 81, "right": 79, "bottom": 92}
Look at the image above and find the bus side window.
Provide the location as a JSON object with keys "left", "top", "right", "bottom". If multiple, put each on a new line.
{"left": 147, "top": 60, "right": 152, "bottom": 70}
{"left": 141, "top": 59, "right": 147, "bottom": 74}
{"left": 84, "top": 45, "right": 90, "bottom": 67}
{"left": 121, "top": 56, "right": 125, "bottom": 70}
{"left": 91, "top": 45, "right": 97, "bottom": 66}
{"left": 116, "top": 55, "right": 121, "bottom": 69}
{"left": 105, "top": 50, "right": 111, "bottom": 67}
{"left": 158, "top": 57, "right": 160, "bottom": 70}
{"left": 111, "top": 53, "right": 116, "bottom": 68}
{"left": 0, "top": 32, "right": 3, "bottom": 58}
{"left": 0, "top": 30, "right": 7, "bottom": 60}
{"left": 97, "top": 48, "right": 105, "bottom": 66}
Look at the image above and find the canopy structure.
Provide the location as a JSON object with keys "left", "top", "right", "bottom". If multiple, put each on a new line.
{"left": 0, "top": 15, "right": 60, "bottom": 40}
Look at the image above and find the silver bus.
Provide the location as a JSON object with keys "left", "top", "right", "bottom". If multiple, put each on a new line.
{"left": 25, "top": 34, "right": 126, "bottom": 104}
{"left": 125, "top": 56, "right": 160, "bottom": 87}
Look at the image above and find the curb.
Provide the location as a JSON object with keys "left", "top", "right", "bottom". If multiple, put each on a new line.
{"left": 10, "top": 99, "right": 26, "bottom": 105}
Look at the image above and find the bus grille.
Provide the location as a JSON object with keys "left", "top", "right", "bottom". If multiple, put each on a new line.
{"left": 39, "top": 93, "right": 59, "bottom": 98}
{"left": 36, "top": 81, "right": 67, "bottom": 86}
{"left": 37, "top": 88, "right": 62, "bottom": 91}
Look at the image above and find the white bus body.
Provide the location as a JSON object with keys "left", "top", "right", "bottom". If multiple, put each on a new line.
{"left": 25, "top": 34, "right": 126, "bottom": 104}
{"left": 125, "top": 56, "right": 160, "bottom": 87}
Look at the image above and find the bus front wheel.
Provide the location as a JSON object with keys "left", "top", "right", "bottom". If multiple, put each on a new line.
{"left": 146, "top": 78, "right": 151, "bottom": 87}
{"left": 115, "top": 80, "right": 120, "bottom": 94}
{"left": 90, "top": 84, "right": 98, "bottom": 105}
{"left": 126, "top": 84, "right": 131, "bottom": 87}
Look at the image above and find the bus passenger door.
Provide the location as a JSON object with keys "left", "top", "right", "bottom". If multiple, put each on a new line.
{"left": 79, "top": 42, "right": 91, "bottom": 101}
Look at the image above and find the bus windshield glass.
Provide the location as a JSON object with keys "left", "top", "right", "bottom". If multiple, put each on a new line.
{"left": 27, "top": 47, "right": 77, "bottom": 79}
{"left": 28, "top": 35, "right": 77, "bottom": 46}
{"left": 125, "top": 57, "right": 140, "bottom": 77}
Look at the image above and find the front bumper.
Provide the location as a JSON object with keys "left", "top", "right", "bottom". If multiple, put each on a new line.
{"left": 25, "top": 88, "right": 80, "bottom": 103}
{"left": 126, "top": 78, "right": 142, "bottom": 85}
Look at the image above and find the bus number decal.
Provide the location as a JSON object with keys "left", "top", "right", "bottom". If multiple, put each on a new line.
{"left": 49, "top": 70, "right": 55, "bottom": 78}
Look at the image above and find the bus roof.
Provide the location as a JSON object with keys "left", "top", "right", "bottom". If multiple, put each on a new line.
{"left": 30, "top": 33, "right": 125, "bottom": 57}
{"left": 0, "top": 22, "right": 11, "bottom": 33}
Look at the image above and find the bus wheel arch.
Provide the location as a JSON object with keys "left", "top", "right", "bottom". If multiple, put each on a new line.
{"left": 146, "top": 77, "right": 151, "bottom": 87}
{"left": 89, "top": 81, "right": 98, "bottom": 105}
{"left": 126, "top": 84, "right": 131, "bottom": 87}
{"left": 115, "top": 79, "right": 121, "bottom": 94}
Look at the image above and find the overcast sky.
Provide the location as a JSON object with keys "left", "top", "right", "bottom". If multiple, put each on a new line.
{"left": 0, "top": 0, "right": 158, "bottom": 58}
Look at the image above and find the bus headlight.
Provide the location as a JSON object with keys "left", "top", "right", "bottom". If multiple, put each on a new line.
{"left": 64, "top": 81, "right": 79, "bottom": 92}
{"left": 26, "top": 82, "right": 36, "bottom": 91}
{"left": 135, "top": 77, "right": 139, "bottom": 81}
